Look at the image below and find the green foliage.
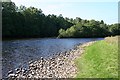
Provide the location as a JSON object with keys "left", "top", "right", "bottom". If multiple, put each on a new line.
{"left": 58, "top": 29, "right": 66, "bottom": 38}
{"left": 58, "top": 19, "right": 120, "bottom": 38}
{"left": 109, "top": 24, "right": 120, "bottom": 36}
{"left": 75, "top": 39, "right": 118, "bottom": 78}
{"left": 2, "top": 2, "right": 72, "bottom": 38}
{"left": 2, "top": 2, "right": 120, "bottom": 39}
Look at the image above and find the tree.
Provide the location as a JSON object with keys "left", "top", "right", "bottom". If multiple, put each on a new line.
{"left": 100, "top": 20, "right": 104, "bottom": 24}
{"left": 109, "top": 24, "right": 120, "bottom": 35}
{"left": 75, "top": 17, "right": 82, "bottom": 23}
{"left": 2, "top": 1, "right": 120, "bottom": 39}
{"left": 58, "top": 29, "right": 66, "bottom": 38}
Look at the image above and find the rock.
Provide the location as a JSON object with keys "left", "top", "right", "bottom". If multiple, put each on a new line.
{"left": 15, "top": 70, "right": 21, "bottom": 74}
{"left": 34, "top": 75, "right": 39, "bottom": 79}
{"left": 28, "top": 74, "right": 32, "bottom": 78}
{"left": 40, "top": 57, "right": 43, "bottom": 60}
{"left": 15, "top": 68, "right": 20, "bottom": 71}
{"left": 48, "top": 74, "right": 52, "bottom": 77}
{"left": 8, "top": 73, "right": 15, "bottom": 78}
{"left": 7, "top": 41, "right": 95, "bottom": 78}
{"left": 29, "top": 61, "right": 33, "bottom": 64}
{"left": 23, "top": 68, "right": 27, "bottom": 73}
{"left": 31, "top": 71, "right": 35, "bottom": 75}
{"left": 29, "top": 63, "right": 35, "bottom": 67}
{"left": 8, "top": 70, "right": 13, "bottom": 75}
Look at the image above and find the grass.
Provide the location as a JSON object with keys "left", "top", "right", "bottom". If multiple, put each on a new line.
{"left": 74, "top": 36, "right": 118, "bottom": 78}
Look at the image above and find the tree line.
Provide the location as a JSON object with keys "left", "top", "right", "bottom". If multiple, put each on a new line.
{"left": 2, "top": 2, "right": 120, "bottom": 39}
{"left": 58, "top": 20, "right": 120, "bottom": 38}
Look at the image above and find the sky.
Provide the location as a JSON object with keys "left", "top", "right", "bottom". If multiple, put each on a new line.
{"left": 11, "top": 0, "right": 119, "bottom": 24}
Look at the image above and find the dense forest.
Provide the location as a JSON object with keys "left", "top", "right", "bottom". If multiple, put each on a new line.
{"left": 2, "top": 2, "right": 120, "bottom": 39}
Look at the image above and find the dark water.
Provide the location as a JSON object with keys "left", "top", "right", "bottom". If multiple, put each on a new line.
{"left": 2, "top": 38, "right": 103, "bottom": 78}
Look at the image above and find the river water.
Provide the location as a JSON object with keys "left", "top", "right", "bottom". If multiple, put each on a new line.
{"left": 2, "top": 38, "right": 103, "bottom": 78}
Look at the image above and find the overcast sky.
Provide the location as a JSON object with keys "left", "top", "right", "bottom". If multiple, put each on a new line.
{"left": 11, "top": 0, "right": 119, "bottom": 24}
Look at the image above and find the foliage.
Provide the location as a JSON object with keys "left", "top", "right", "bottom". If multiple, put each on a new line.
{"left": 58, "top": 20, "right": 119, "bottom": 38}
{"left": 2, "top": 2, "right": 120, "bottom": 39}
{"left": 2, "top": 2, "right": 72, "bottom": 38}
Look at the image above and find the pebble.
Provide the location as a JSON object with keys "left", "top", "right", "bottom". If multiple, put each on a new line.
{"left": 8, "top": 70, "right": 13, "bottom": 75}
{"left": 7, "top": 41, "right": 95, "bottom": 79}
{"left": 15, "top": 68, "right": 20, "bottom": 71}
{"left": 8, "top": 73, "right": 15, "bottom": 77}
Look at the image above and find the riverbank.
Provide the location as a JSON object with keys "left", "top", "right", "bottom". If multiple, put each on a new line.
{"left": 75, "top": 36, "right": 118, "bottom": 78}
{"left": 7, "top": 41, "right": 96, "bottom": 79}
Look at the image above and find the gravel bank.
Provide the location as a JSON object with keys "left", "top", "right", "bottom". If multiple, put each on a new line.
{"left": 6, "top": 41, "right": 95, "bottom": 79}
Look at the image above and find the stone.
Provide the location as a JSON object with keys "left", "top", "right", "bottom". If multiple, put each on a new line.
{"left": 8, "top": 73, "right": 15, "bottom": 77}
{"left": 15, "top": 68, "right": 20, "bottom": 71}
{"left": 31, "top": 71, "right": 35, "bottom": 75}
{"left": 7, "top": 41, "right": 95, "bottom": 79}
{"left": 8, "top": 70, "right": 13, "bottom": 75}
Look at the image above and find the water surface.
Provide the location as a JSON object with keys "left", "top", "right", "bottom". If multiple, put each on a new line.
{"left": 2, "top": 38, "right": 103, "bottom": 78}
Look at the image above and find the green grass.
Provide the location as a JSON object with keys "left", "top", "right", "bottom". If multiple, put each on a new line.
{"left": 74, "top": 37, "right": 118, "bottom": 78}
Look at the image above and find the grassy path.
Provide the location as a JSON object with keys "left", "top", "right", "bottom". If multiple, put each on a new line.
{"left": 74, "top": 36, "right": 118, "bottom": 78}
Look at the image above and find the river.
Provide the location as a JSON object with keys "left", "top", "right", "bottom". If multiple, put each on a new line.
{"left": 2, "top": 38, "right": 103, "bottom": 78}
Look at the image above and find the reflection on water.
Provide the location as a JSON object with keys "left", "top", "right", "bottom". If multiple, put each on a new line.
{"left": 2, "top": 38, "right": 103, "bottom": 78}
